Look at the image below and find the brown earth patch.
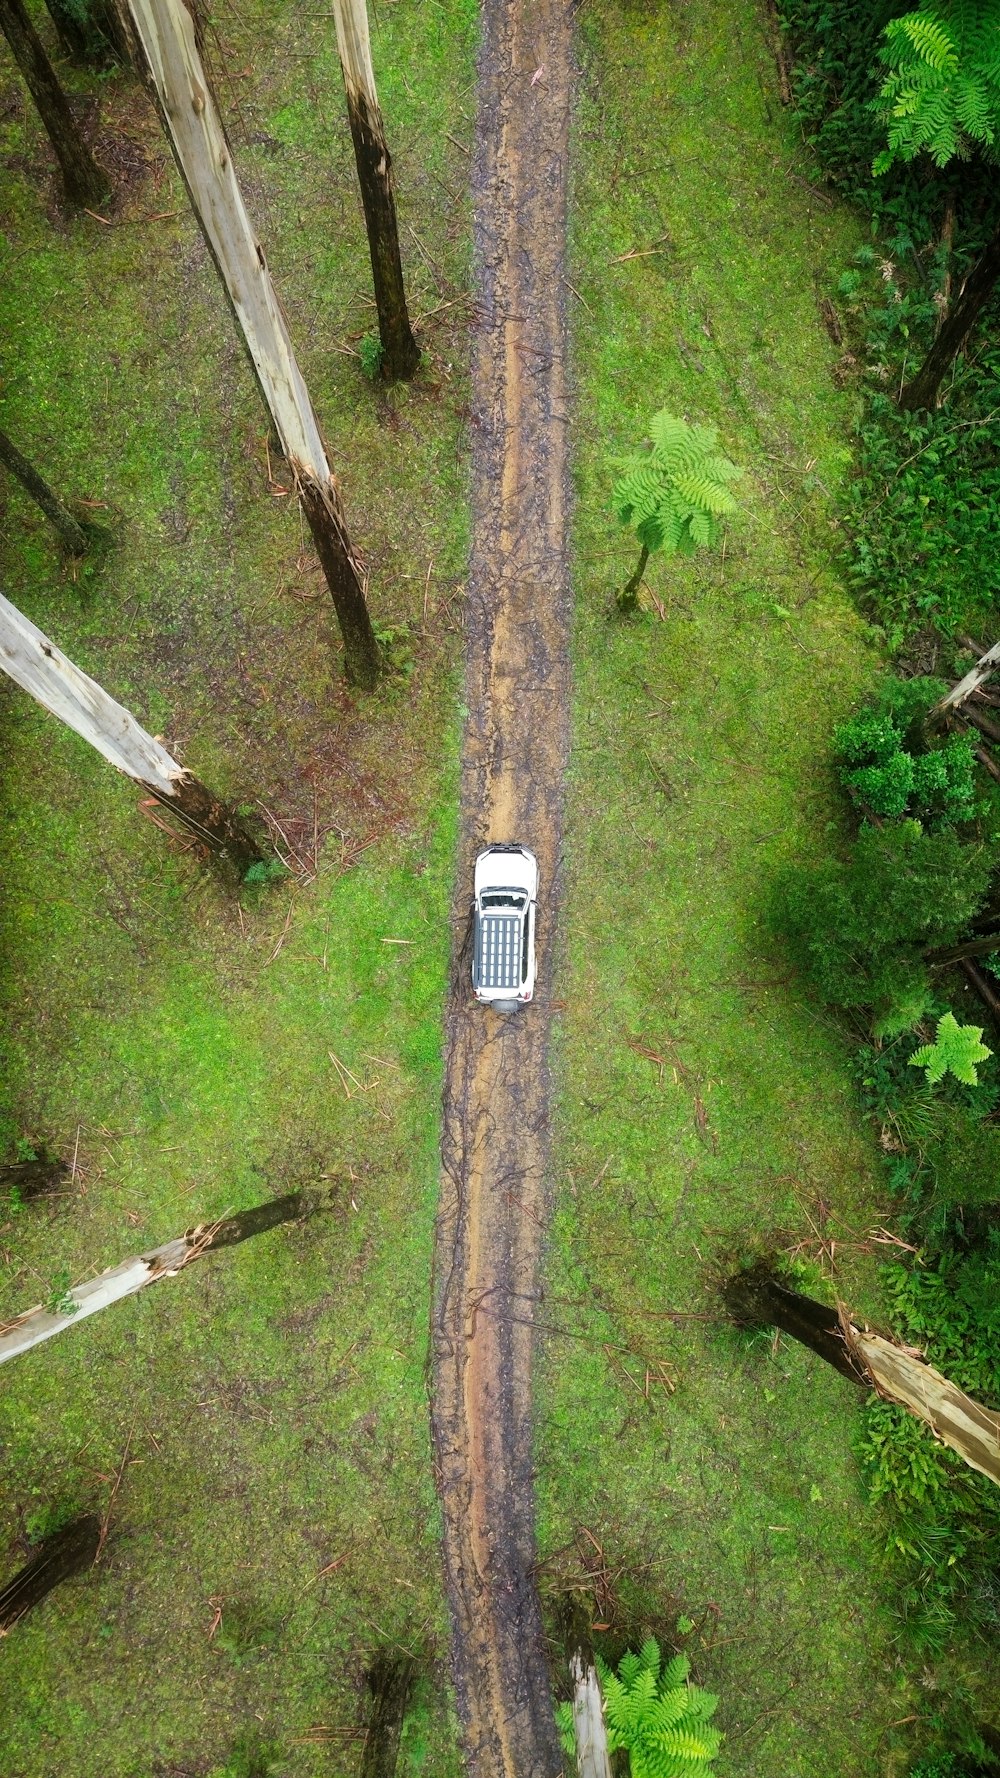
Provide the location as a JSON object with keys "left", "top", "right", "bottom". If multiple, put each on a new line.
{"left": 430, "top": 0, "right": 574, "bottom": 1770}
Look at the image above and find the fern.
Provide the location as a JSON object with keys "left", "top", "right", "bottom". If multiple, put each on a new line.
{"left": 909, "top": 1011, "right": 993, "bottom": 1085}
{"left": 558, "top": 1637, "right": 722, "bottom": 1778}
{"left": 873, "top": 1, "right": 1000, "bottom": 171}
{"left": 612, "top": 411, "right": 742, "bottom": 611}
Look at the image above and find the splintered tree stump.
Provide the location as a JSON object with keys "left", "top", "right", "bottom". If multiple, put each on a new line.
{"left": 360, "top": 1654, "right": 416, "bottom": 1778}
{"left": 0, "top": 1516, "right": 101, "bottom": 1632}
{"left": 723, "top": 1260, "right": 867, "bottom": 1384}
{"left": 156, "top": 773, "right": 264, "bottom": 877}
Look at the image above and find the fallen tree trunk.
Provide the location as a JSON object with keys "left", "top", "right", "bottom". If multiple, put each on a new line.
{"left": 122, "top": 0, "right": 381, "bottom": 689}
{"left": 0, "top": 1188, "right": 326, "bottom": 1365}
{"left": 932, "top": 639, "right": 1000, "bottom": 716}
{"left": 0, "top": 1515, "right": 101, "bottom": 1631}
{"left": 0, "top": 587, "right": 264, "bottom": 874}
{"left": 850, "top": 1328, "right": 1000, "bottom": 1488}
{"left": 725, "top": 1263, "right": 1000, "bottom": 1487}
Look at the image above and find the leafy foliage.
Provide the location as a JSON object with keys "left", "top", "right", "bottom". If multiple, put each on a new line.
{"left": 873, "top": 2, "right": 1000, "bottom": 172}
{"left": 782, "top": 3, "right": 1000, "bottom": 645}
{"left": 613, "top": 412, "right": 741, "bottom": 555}
{"left": 774, "top": 818, "right": 992, "bottom": 1023}
{"left": 556, "top": 1639, "right": 721, "bottom": 1778}
{"left": 612, "top": 412, "right": 741, "bottom": 608}
{"left": 909, "top": 1011, "right": 993, "bottom": 1084}
{"left": 835, "top": 682, "right": 977, "bottom": 824}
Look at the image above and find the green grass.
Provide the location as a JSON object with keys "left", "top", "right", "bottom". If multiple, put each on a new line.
{"left": 0, "top": 1, "right": 473, "bottom": 1771}
{"left": 536, "top": 3, "right": 945, "bottom": 1773}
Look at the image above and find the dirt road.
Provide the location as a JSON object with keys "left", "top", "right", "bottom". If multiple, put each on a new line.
{"left": 429, "top": 0, "right": 573, "bottom": 1770}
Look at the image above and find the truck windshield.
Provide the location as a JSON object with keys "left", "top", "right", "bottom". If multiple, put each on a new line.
{"left": 481, "top": 892, "right": 525, "bottom": 909}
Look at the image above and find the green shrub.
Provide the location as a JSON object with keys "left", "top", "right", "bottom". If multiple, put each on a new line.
{"left": 775, "top": 820, "right": 992, "bottom": 1023}
{"left": 835, "top": 683, "right": 977, "bottom": 825}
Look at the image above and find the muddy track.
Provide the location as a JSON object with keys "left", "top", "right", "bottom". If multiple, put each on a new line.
{"left": 429, "top": 0, "right": 573, "bottom": 1771}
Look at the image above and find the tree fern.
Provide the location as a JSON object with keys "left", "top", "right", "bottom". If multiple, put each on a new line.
{"left": 873, "top": 1, "right": 1000, "bottom": 172}
{"left": 558, "top": 1637, "right": 722, "bottom": 1777}
{"left": 612, "top": 411, "right": 741, "bottom": 611}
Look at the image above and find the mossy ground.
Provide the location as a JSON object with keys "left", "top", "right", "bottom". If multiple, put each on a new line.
{"left": 0, "top": 1, "right": 473, "bottom": 1772}
{"left": 536, "top": 3, "right": 938, "bottom": 1773}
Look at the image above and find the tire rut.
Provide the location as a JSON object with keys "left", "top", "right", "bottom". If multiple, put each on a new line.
{"left": 429, "top": 0, "right": 573, "bottom": 1771}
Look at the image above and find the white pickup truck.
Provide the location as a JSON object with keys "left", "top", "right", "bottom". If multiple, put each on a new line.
{"left": 472, "top": 844, "right": 537, "bottom": 1013}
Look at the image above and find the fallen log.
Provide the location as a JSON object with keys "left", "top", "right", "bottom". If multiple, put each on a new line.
{"left": 0, "top": 1188, "right": 329, "bottom": 1366}
{"left": 932, "top": 640, "right": 1000, "bottom": 716}
{"left": 725, "top": 1263, "right": 1000, "bottom": 1487}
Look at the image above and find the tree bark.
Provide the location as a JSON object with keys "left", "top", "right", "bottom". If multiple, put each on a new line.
{"left": 0, "top": 1187, "right": 324, "bottom": 1366}
{"left": 0, "top": 425, "right": 89, "bottom": 554}
{"left": 123, "top": 0, "right": 382, "bottom": 687}
{"left": 724, "top": 1262, "right": 1000, "bottom": 1488}
{"left": 44, "top": 0, "right": 125, "bottom": 65}
{"left": 360, "top": 1654, "right": 416, "bottom": 1778}
{"left": 619, "top": 543, "right": 649, "bottom": 611}
{"left": 298, "top": 476, "right": 381, "bottom": 689}
{"left": 0, "top": 586, "right": 264, "bottom": 875}
{"left": 723, "top": 1261, "right": 866, "bottom": 1383}
{"left": 332, "top": 0, "right": 419, "bottom": 382}
{"left": 569, "top": 1652, "right": 613, "bottom": 1778}
{"left": 926, "top": 930, "right": 1000, "bottom": 966}
{"left": 899, "top": 219, "right": 1000, "bottom": 412}
{"left": 0, "top": 0, "right": 109, "bottom": 208}
{"left": 0, "top": 1516, "right": 101, "bottom": 1631}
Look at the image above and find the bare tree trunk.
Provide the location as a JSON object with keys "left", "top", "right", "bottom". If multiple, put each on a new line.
{"left": 44, "top": 0, "right": 125, "bottom": 65}
{"left": 0, "top": 1516, "right": 101, "bottom": 1631}
{"left": 360, "top": 1655, "right": 416, "bottom": 1778}
{"left": 0, "top": 425, "right": 89, "bottom": 554}
{"left": 618, "top": 544, "right": 649, "bottom": 611}
{"left": 724, "top": 1262, "right": 1000, "bottom": 1488}
{"left": 0, "top": 0, "right": 109, "bottom": 208}
{"left": 900, "top": 220, "right": 1000, "bottom": 412}
{"left": 332, "top": 0, "right": 419, "bottom": 382}
{"left": 0, "top": 1188, "right": 325, "bottom": 1365}
{"left": 123, "top": 0, "right": 382, "bottom": 688}
{"left": 0, "top": 587, "right": 264, "bottom": 874}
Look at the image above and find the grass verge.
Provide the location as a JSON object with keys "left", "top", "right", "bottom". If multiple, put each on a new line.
{"left": 536, "top": 3, "right": 912, "bottom": 1772}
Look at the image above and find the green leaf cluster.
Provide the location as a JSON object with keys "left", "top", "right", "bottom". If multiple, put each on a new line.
{"left": 613, "top": 412, "right": 742, "bottom": 558}
{"left": 835, "top": 691, "right": 977, "bottom": 825}
{"left": 555, "top": 1639, "right": 721, "bottom": 1778}
{"left": 774, "top": 819, "right": 992, "bottom": 1025}
{"left": 873, "top": 1, "right": 1000, "bottom": 172}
